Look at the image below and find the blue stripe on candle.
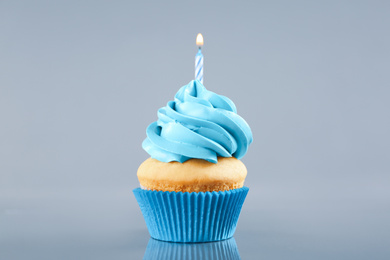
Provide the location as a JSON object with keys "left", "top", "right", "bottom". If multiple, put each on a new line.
{"left": 195, "top": 67, "right": 203, "bottom": 78}
{"left": 196, "top": 67, "right": 203, "bottom": 79}
{"left": 197, "top": 66, "right": 203, "bottom": 75}
{"left": 196, "top": 57, "right": 203, "bottom": 67}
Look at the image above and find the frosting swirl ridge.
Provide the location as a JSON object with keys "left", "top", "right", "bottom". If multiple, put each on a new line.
{"left": 142, "top": 80, "right": 253, "bottom": 163}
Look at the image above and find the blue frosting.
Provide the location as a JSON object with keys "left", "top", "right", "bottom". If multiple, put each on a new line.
{"left": 142, "top": 80, "right": 253, "bottom": 163}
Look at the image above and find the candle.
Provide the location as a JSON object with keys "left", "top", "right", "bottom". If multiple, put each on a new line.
{"left": 195, "top": 33, "right": 204, "bottom": 84}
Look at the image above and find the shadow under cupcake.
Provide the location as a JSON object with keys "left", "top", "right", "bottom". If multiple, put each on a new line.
{"left": 143, "top": 237, "right": 241, "bottom": 260}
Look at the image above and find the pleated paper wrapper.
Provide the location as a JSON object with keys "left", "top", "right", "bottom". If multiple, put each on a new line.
{"left": 143, "top": 237, "right": 241, "bottom": 260}
{"left": 133, "top": 187, "right": 249, "bottom": 243}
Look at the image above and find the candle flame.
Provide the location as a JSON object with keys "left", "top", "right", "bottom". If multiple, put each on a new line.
{"left": 196, "top": 33, "right": 204, "bottom": 46}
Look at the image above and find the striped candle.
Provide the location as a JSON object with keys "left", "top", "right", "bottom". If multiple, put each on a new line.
{"left": 195, "top": 33, "right": 204, "bottom": 84}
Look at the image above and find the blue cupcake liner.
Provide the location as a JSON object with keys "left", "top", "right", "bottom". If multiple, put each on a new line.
{"left": 143, "top": 237, "right": 241, "bottom": 260}
{"left": 133, "top": 187, "right": 249, "bottom": 242}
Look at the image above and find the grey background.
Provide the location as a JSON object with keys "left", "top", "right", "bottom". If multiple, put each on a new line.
{"left": 1, "top": 0, "right": 390, "bottom": 259}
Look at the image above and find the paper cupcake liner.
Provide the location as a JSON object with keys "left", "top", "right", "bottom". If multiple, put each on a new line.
{"left": 143, "top": 237, "right": 241, "bottom": 260}
{"left": 133, "top": 186, "right": 249, "bottom": 242}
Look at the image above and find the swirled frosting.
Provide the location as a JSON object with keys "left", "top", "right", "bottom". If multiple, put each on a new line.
{"left": 142, "top": 80, "right": 253, "bottom": 163}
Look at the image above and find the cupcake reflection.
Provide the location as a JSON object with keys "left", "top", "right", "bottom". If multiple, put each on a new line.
{"left": 143, "top": 237, "right": 241, "bottom": 260}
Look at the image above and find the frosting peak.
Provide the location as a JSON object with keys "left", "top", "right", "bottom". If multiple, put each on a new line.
{"left": 142, "top": 80, "right": 253, "bottom": 163}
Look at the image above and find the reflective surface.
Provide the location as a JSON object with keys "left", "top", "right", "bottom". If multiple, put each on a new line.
{"left": 1, "top": 187, "right": 389, "bottom": 259}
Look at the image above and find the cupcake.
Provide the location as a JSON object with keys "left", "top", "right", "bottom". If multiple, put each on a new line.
{"left": 133, "top": 80, "right": 252, "bottom": 242}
